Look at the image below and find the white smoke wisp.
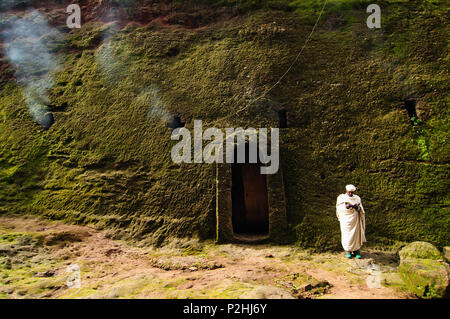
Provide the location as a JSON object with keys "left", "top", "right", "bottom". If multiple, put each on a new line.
{"left": 94, "top": 6, "right": 173, "bottom": 124}
{"left": 96, "top": 29, "right": 123, "bottom": 82}
{"left": 143, "top": 85, "right": 172, "bottom": 123}
{"left": 95, "top": 4, "right": 126, "bottom": 82}
{"left": 1, "top": 10, "right": 62, "bottom": 125}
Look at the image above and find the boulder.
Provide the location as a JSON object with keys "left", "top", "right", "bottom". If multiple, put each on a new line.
{"left": 398, "top": 242, "right": 449, "bottom": 299}
{"left": 399, "top": 241, "right": 442, "bottom": 260}
{"left": 444, "top": 247, "right": 450, "bottom": 262}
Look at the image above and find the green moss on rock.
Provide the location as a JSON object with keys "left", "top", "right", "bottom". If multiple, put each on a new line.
{"left": 398, "top": 257, "right": 449, "bottom": 299}
{"left": 398, "top": 241, "right": 449, "bottom": 299}
{"left": 0, "top": 1, "right": 448, "bottom": 249}
{"left": 399, "top": 241, "right": 443, "bottom": 260}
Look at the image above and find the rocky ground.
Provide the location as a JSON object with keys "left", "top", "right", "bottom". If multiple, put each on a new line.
{"left": 0, "top": 215, "right": 414, "bottom": 299}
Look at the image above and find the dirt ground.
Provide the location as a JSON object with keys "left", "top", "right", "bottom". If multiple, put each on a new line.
{"left": 0, "top": 215, "right": 414, "bottom": 299}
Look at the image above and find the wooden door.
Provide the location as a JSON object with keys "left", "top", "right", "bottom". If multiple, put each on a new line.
{"left": 232, "top": 163, "right": 269, "bottom": 234}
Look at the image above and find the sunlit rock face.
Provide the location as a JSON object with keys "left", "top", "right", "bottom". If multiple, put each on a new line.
{"left": 0, "top": 1, "right": 448, "bottom": 250}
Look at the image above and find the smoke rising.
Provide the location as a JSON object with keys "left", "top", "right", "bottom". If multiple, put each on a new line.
{"left": 95, "top": 6, "right": 173, "bottom": 125}
{"left": 1, "top": 10, "right": 62, "bottom": 127}
{"left": 96, "top": 26, "right": 124, "bottom": 83}
{"left": 146, "top": 85, "right": 172, "bottom": 122}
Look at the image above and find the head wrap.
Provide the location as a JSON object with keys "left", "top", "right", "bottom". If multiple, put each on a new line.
{"left": 346, "top": 184, "right": 356, "bottom": 192}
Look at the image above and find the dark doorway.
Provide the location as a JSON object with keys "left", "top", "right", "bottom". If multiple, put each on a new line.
{"left": 231, "top": 146, "right": 269, "bottom": 235}
{"left": 404, "top": 99, "right": 417, "bottom": 119}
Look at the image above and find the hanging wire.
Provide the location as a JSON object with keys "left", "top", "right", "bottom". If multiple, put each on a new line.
{"left": 204, "top": 0, "right": 329, "bottom": 127}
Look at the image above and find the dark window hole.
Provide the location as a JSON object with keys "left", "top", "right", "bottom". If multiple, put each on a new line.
{"left": 278, "top": 109, "right": 287, "bottom": 128}
{"left": 48, "top": 102, "right": 68, "bottom": 112}
{"left": 404, "top": 99, "right": 417, "bottom": 119}
{"left": 40, "top": 112, "right": 54, "bottom": 130}
{"left": 166, "top": 47, "right": 179, "bottom": 57}
{"left": 166, "top": 116, "right": 185, "bottom": 130}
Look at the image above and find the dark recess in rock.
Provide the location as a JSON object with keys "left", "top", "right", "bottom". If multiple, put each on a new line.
{"left": 40, "top": 112, "right": 54, "bottom": 130}
{"left": 166, "top": 116, "right": 185, "bottom": 130}
{"left": 404, "top": 98, "right": 418, "bottom": 120}
{"left": 48, "top": 102, "right": 68, "bottom": 112}
{"left": 278, "top": 109, "right": 287, "bottom": 128}
{"left": 166, "top": 47, "right": 179, "bottom": 57}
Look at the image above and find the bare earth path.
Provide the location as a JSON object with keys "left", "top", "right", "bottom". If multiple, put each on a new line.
{"left": 0, "top": 215, "right": 413, "bottom": 299}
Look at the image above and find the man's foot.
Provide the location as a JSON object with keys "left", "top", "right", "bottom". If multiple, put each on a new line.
{"left": 345, "top": 253, "right": 353, "bottom": 258}
{"left": 351, "top": 250, "right": 362, "bottom": 259}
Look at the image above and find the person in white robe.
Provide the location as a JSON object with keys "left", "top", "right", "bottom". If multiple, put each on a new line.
{"left": 336, "top": 184, "right": 366, "bottom": 258}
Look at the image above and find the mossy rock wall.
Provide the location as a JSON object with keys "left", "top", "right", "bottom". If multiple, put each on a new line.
{"left": 0, "top": 1, "right": 448, "bottom": 249}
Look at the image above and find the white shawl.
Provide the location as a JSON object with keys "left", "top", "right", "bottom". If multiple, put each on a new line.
{"left": 336, "top": 193, "right": 366, "bottom": 251}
